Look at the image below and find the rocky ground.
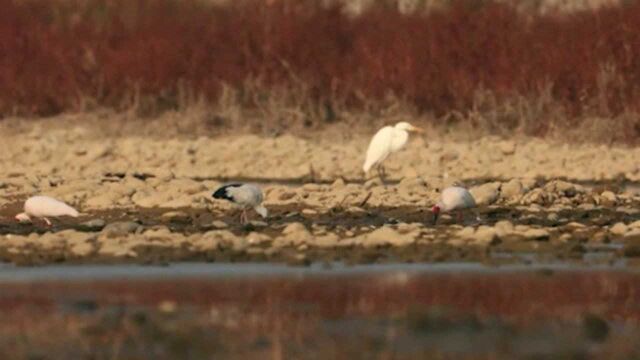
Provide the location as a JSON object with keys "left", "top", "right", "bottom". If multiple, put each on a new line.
{"left": 1, "top": 117, "right": 640, "bottom": 265}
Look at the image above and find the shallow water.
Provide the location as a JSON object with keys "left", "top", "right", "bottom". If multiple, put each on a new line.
{"left": 2, "top": 261, "right": 640, "bottom": 358}
{"left": 0, "top": 260, "right": 635, "bottom": 283}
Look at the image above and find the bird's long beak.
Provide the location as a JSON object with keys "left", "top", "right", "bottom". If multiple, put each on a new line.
{"left": 410, "top": 126, "right": 424, "bottom": 134}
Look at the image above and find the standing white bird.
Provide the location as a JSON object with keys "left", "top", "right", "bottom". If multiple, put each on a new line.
{"left": 212, "top": 183, "right": 268, "bottom": 224}
{"left": 15, "top": 195, "right": 80, "bottom": 226}
{"left": 431, "top": 186, "right": 476, "bottom": 224}
{"left": 363, "top": 121, "right": 423, "bottom": 179}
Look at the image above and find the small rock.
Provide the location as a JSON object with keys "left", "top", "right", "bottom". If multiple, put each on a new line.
{"left": 275, "top": 222, "right": 312, "bottom": 247}
{"left": 578, "top": 203, "right": 596, "bottom": 211}
{"left": 101, "top": 221, "right": 142, "bottom": 237}
{"left": 600, "top": 191, "right": 617, "bottom": 203}
{"left": 522, "top": 228, "right": 550, "bottom": 241}
{"left": 566, "top": 222, "right": 586, "bottom": 229}
{"left": 364, "top": 178, "right": 383, "bottom": 190}
{"left": 77, "top": 219, "right": 106, "bottom": 232}
{"left": 302, "top": 183, "right": 323, "bottom": 192}
{"left": 558, "top": 233, "right": 572, "bottom": 242}
{"left": 161, "top": 211, "right": 191, "bottom": 223}
{"left": 302, "top": 209, "right": 318, "bottom": 216}
{"left": 283, "top": 222, "right": 309, "bottom": 236}
{"left": 546, "top": 213, "right": 559, "bottom": 223}
{"left": 494, "top": 220, "right": 514, "bottom": 238}
{"left": 501, "top": 179, "right": 523, "bottom": 198}
{"left": 331, "top": 178, "right": 345, "bottom": 188}
{"left": 313, "top": 234, "right": 340, "bottom": 248}
{"left": 456, "top": 227, "right": 475, "bottom": 239}
{"left": 498, "top": 140, "right": 516, "bottom": 155}
{"left": 624, "top": 228, "right": 640, "bottom": 241}
{"left": 629, "top": 220, "right": 640, "bottom": 229}
{"left": 70, "top": 242, "right": 95, "bottom": 257}
{"left": 248, "top": 220, "right": 268, "bottom": 228}
{"left": 247, "top": 232, "right": 271, "bottom": 245}
{"left": 520, "top": 188, "right": 548, "bottom": 205}
{"left": 470, "top": 182, "right": 501, "bottom": 206}
{"left": 143, "top": 226, "right": 173, "bottom": 240}
{"left": 84, "top": 194, "right": 120, "bottom": 209}
{"left": 591, "top": 231, "right": 609, "bottom": 243}
{"left": 609, "top": 222, "right": 628, "bottom": 236}
{"left": 474, "top": 226, "right": 499, "bottom": 246}
{"left": 363, "top": 226, "right": 416, "bottom": 247}
{"left": 210, "top": 220, "right": 229, "bottom": 229}
{"left": 616, "top": 207, "right": 640, "bottom": 216}
{"left": 545, "top": 180, "right": 583, "bottom": 197}
{"left": 347, "top": 206, "right": 367, "bottom": 215}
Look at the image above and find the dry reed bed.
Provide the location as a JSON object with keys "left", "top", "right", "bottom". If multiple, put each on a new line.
{"left": 1, "top": 0, "right": 640, "bottom": 140}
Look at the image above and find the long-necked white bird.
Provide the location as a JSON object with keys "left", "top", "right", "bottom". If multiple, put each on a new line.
{"left": 212, "top": 183, "right": 268, "bottom": 224}
{"left": 431, "top": 186, "right": 476, "bottom": 224}
{"left": 15, "top": 195, "right": 80, "bottom": 226}
{"left": 363, "top": 121, "right": 423, "bottom": 178}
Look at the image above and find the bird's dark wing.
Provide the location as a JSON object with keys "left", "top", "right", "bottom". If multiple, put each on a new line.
{"left": 212, "top": 183, "right": 243, "bottom": 201}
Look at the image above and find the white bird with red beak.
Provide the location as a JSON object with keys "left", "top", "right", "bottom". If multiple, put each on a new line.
{"left": 363, "top": 122, "right": 423, "bottom": 179}
{"left": 15, "top": 195, "right": 80, "bottom": 227}
{"left": 431, "top": 187, "right": 476, "bottom": 224}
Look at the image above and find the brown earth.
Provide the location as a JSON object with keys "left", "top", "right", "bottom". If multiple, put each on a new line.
{"left": 1, "top": 115, "right": 640, "bottom": 265}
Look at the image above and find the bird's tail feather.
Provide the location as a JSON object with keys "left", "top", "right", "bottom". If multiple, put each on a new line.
{"left": 254, "top": 205, "right": 268, "bottom": 218}
{"left": 363, "top": 161, "right": 373, "bottom": 173}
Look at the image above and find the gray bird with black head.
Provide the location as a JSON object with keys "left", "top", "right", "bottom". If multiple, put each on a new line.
{"left": 212, "top": 183, "right": 268, "bottom": 224}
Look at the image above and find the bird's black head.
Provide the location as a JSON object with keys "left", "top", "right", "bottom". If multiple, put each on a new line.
{"left": 212, "top": 183, "right": 243, "bottom": 201}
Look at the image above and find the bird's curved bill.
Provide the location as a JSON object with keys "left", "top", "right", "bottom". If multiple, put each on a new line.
{"left": 410, "top": 126, "right": 424, "bottom": 133}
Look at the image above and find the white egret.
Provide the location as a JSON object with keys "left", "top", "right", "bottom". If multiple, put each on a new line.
{"left": 363, "top": 121, "right": 423, "bottom": 178}
{"left": 212, "top": 183, "right": 268, "bottom": 224}
{"left": 15, "top": 195, "right": 80, "bottom": 226}
{"left": 431, "top": 186, "right": 476, "bottom": 224}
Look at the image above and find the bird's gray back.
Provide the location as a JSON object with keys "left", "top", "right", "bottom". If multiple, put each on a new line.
{"left": 227, "top": 184, "right": 263, "bottom": 207}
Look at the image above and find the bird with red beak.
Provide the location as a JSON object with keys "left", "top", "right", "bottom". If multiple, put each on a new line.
{"left": 432, "top": 186, "right": 476, "bottom": 225}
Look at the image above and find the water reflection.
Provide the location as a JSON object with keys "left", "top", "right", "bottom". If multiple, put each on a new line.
{"left": 1, "top": 264, "right": 640, "bottom": 358}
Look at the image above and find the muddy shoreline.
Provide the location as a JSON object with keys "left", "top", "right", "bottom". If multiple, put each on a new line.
{"left": 2, "top": 121, "right": 640, "bottom": 266}
{"left": 0, "top": 192, "right": 639, "bottom": 266}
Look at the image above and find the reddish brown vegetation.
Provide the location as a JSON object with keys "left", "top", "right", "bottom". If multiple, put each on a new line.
{"left": 1, "top": 0, "right": 639, "bottom": 133}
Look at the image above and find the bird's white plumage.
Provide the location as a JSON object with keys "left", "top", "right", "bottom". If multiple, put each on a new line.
{"left": 223, "top": 184, "right": 268, "bottom": 219}
{"left": 16, "top": 195, "right": 79, "bottom": 223}
{"left": 363, "top": 122, "right": 421, "bottom": 173}
{"left": 436, "top": 187, "right": 476, "bottom": 212}
{"left": 226, "top": 184, "right": 263, "bottom": 207}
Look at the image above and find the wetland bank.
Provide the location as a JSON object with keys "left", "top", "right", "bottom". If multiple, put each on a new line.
{"left": 1, "top": 112, "right": 640, "bottom": 360}
{"left": 1, "top": 115, "right": 640, "bottom": 266}
{"left": 2, "top": 0, "right": 640, "bottom": 358}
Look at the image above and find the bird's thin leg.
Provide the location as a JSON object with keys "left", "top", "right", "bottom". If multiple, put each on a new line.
{"left": 457, "top": 211, "right": 463, "bottom": 223}
{"left": 474, "top": 210, "right": 482, "bottom": 224}
{"left": 376, "top": 164, "right": 386, "bottom": 184}
{"left": 241, "top": 209, "right": 248, "bottom": 225}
